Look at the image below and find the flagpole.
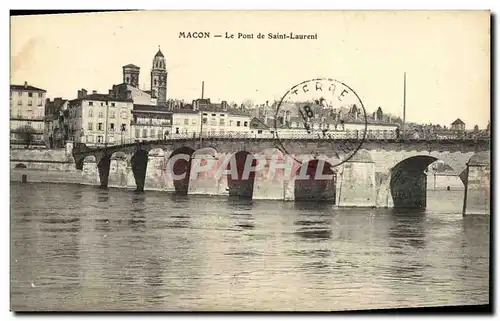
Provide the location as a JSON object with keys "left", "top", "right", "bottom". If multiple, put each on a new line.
{"left": 403, "top": 72, "right": 406, "bottom": 136}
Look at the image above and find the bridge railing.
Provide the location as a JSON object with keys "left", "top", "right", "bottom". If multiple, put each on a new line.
{"left": 76, "top": 129, "right": 490, "bottom": 150}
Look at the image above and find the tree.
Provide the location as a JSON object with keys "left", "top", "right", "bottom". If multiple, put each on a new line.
{"left": 15, "top": 125, "right": 36, "bottom": 149}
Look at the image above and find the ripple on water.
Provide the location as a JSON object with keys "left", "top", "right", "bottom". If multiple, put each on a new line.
{"left": 10, "top": 184, "right": 490, "bottom": 311}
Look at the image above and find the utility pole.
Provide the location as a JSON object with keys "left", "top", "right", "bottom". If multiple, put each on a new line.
{"left": 402, "top": 72, "right": 407, "bottom": 137}
{"left": 199, "top": 81, "right": 204, "bottom": 145}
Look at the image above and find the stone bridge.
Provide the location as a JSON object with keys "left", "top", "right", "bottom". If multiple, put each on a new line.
{"left": 72, "top": 136, "right": 490, "bottom": 213}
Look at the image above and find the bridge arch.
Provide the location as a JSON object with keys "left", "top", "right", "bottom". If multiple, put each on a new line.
{"left": 148, "top": 148, "right": 165, "bottom": 157}
{"left": 167, "top": 146, "right": 195, "bottom": 195}
{"left": 294, "top": 159, "right": 336, "bottom": 202}
{"left": 226, "top": 150, "right": 256, "bottom": 198}
{"left": 390, "top": 155, "right": 437, "bottom": 209}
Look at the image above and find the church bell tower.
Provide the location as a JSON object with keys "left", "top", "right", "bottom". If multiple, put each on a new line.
{"left": 150, "top": 46, "right": 168, "bottom": 106}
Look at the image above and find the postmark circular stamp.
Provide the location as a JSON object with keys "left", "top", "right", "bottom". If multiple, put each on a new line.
{"left": 273, "top": 78, "right": 367, "bottom": 167}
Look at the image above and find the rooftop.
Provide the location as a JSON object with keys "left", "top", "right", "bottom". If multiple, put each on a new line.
{"left": 133, "top": 104, "right": 172, "bottom": 113}
{"left": 70, "top": 93, "right": 134, "bottom": 103}
{"left": 123, "top": 64, "right": 140, "bottom": 69}
{"left": 11, "top": 83, "right": 46, "bottom": 92}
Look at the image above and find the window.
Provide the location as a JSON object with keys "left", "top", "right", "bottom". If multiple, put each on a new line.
{"left": 97, "top": 135, "right": 103, "bottom": 143}
{"left": 111, "top": 103, "right": 115, "bottom": 107}
{"left": 220, "top": 119, "right": 225, "bottom": 126}
{"left": 151, "top": 129, "right": 156, "bottom": 138}
{"left": 37, "top": 100, "right": 42, "bottom": 106}
{"left": 88, "top": 109, "right": 93, "bottom": 117}
{"left": 28, "top": 100, "right": 32, "bottom": 106}
{"left": 100, "top": 102, "right": 104, "bottom": 106}
{"left": 237, "top": 121, "right": 241, "bottom": 127}
{"left": 38, "top": 93, "right": 42, "bottom": 98}
{"left": 88, "top": 123, "right": 93, "bottom": 130}
{"left": 121, "top": 124, "right": 126, "bottom": 132}
{"left": 98, "top": 111, "right": 104, "bottom": 118}
{"left": 184, "top": 119, "right": 189, "bottom": 125}
{"left": 110, "top": 111, "right": 115, "bottom": 119}
{"left": 258, "top": 130, "right": 263, "bottom": 134}
{"left": 229, "top": 120, "right": 233, "bottom": 126}
{"left": 142, "top": 129, "right": 147, "bottom": 138}
{"left": 203, "top": 113, "right": 207, "bottom": 116}
{"left": 202, "top": 117, "right": 207, "bottom": 124}
{"left": 211, "top": 114, "right": 216, "bottom": 116}
{"left": 87, "top": 135, "right": 94, "bottom": 143}
{"left": 28, "top": 92, "right": 33, "bottom": 98}
{"left": 17, "top": 100, "right": 21, "bottom": 106}
{"left": 244, "top": 121, "right": 248, "bottom": 127}
{"left": 220, "top": 114, "right": 225, "bottom": 116}
{"left": 135, "top": 129, "right": 140, "bottom": 138}
{"left": 98, "top": 123, "right": 103, "bottom": 131}
{"left": 18, "top": 92, "right": 22, "bottom": 96}
{"left": 110, "top": 123, "right": 115, "bottom": 132}
{"left": 89, "top": 102, "right": 93, "bottom": 106}
{"left": 192, "top": 119, "right": 196, "bottom": 125}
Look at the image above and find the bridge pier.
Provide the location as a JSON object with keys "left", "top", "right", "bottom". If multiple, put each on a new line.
{"left": 337, "top": 151, "right": 376, "bottom": 207}
{"left": 97, "top": 155, "right": 111, "bottom": 189}
{"left": 463, "top": 151, "right": 490, "bottom": 215}
{"left": 131, "top": 150, "right": 149, "bottom": 192}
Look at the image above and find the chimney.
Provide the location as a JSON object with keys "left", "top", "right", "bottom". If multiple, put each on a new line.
{"left": 24, "top": 81, "right": 28, "bottom": 89}
{"left": 201, "top": 81, "right": 205, "bottom": 99}
{"left": 92, "top": 90, "right": 97, "bottom": 95}
{"left": 77, "top": 90, "right": 82, "bottom": 98}
{"left": 108, "top": 89, "right": 113, "bottom": 97}
{"left": 222, "top": 100, "right": 228, "bottom": 111}
{"left": 81, "top": 89, "right": 87, "bottom": 98}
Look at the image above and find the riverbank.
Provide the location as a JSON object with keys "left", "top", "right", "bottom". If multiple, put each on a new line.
{"left": 10, "top": 168, "right": 84, "bottom": 185}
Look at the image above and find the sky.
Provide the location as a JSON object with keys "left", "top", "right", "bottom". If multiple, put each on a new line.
{"left": 11, "top": 10, "right": 490, "bottom": 129}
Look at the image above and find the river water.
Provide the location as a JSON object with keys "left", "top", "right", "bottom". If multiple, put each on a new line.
{"left": 10, "top": 182, "right": 490, "bottom": 311}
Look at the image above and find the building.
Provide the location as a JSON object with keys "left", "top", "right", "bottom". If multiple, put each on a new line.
{"left": 172, "top": 108, "right": 201, "bottom": 136}
{"left": 44, "top": 98, "right": 70, "bottom": 148}
{"left": 131, "top": 105, "right": 173, "bottom": 141}
{"left": 10, "top": 82, "right": 47, "bottom": 148}
{"left": 67, "top": 89, "right": 134, "bottom": 147}
{"left": 170, "top": 98, "right": 253, "bottom": 137}
{"left": 250, "top": 104, "right": 400, "bottom": 138}
{"left": 451, "top": 118, "right": 466, "bottom": 131}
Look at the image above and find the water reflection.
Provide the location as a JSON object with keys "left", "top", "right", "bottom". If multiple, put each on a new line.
{"left": 389, "top": 209, "right": 427, "bottom": 250}
{"left": 293, "top": 214, "right": 332, "bottom": 241}
{"left": 227, "top": 198, "right": 255, "bottom": 230}
{"left": 97, "top": 190, "right": 110, "bottom": 203}
{"left": 386, "top": 209, "right": 427, "bottom": 282}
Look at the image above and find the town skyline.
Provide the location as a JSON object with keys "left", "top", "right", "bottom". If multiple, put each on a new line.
{"left": 11, "top": 11, "right": 490, "bottom": 129}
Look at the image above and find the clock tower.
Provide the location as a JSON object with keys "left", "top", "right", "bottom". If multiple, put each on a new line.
{"left": 150, "top": 46, "right": 168, "bottom": 106}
